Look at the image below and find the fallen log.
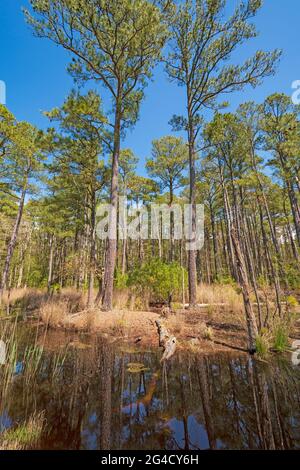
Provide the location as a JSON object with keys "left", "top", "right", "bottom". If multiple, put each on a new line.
{"left": 155, "top": 319, "right": 176, "bottom": 362}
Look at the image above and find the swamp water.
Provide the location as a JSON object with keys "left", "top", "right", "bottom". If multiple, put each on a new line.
{"left": 0, "top": 323, "right": 299, "bottom": 450}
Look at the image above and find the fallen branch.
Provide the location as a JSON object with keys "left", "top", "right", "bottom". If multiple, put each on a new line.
{"left": 155, "top": 319, "right": 176, "bottom": 362}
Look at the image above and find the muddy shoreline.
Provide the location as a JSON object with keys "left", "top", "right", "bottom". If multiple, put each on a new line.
{"left": 24, "top": 307, "right": 251, "bottom": 355}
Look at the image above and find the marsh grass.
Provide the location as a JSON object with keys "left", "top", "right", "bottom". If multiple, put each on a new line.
{"left": 256, "top": 333, "right": 270, "bottom": 358}
{"left": 0, "top": 320, "right": 50, "bottom": 400}
{"left": 272, "top": 322, "right": 290, "bottom": 352}
{"left": 256, "top": 318, "right": 292, "bottom": 356}
{"left": 166, "top": 313, "right": 186, "bottom": 335}
{"left": 0, "top": 411, "right": 45, "bottom": 450}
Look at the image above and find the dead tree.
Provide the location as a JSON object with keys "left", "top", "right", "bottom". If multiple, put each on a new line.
{"left": 155, "top": 320, "right": 176, "bottom": 362}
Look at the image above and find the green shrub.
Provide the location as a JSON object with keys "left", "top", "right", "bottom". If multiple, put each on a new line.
{"left": 285, "top": 263, "right": 300, "bottom": 290}
{"left": 257, "top": 275, "right": 269, "bottom": 289}
{"left": 216, "top": 275, "right": 236, "bottom": 287}
{"left": 128, "top": 259, "right": 187, "bottom": 304}
{"left": 285, "top": 295, "right": 299, "bottom": 307}
{"left": 114, "top": 269, "right": 129, "bottom": 290}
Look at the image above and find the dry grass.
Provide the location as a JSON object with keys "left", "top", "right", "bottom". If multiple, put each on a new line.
{"left": 39, "top": 289, "right": 87, "bottom": 327}
{"left": 113, "top": 289, "right": 130, "bottom": 310}
{"left": 196, "top": 283, "right": 244, "bottom": 319}
{"left": 1, "top": 287, "right": 29, "bottom": 306}
{"left": 39, "top": 300, "right": 69, "bottom": 327}
{"left": 113, "top": 289, "right": 150, "bottom": 311}
{"left": 165, "top": 313, "right": 186, "bottom": 335}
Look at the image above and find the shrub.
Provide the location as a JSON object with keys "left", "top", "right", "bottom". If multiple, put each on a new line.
{"left": 285, "top": 263, "right": 300, "bottom": 290}
{"left": 286, "top": 295, "right": 299, "bottom": 308}
{"left": 128, "top": 259, "right": 187, "bottom": 304}
{"left": 114, "top": 269, "right": 129, "bottom": 290}
{"left": 215, "top": 275, "right": 237, "bottom": 287}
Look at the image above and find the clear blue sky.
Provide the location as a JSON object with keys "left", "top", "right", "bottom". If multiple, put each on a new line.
{"left": 1, "top": 0, "right": 300, "bottom": 175}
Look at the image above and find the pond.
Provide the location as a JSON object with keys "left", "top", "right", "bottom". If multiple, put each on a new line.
{"left": 0, "top": 324, "right": 299, "bottom": 450}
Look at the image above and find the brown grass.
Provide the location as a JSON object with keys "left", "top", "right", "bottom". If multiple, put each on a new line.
{"left": 39, "top": 300, "right": 69, "bottom": 327}
{"left": 1, "top": 287, "right": 29, "bottom": 306}
{"left": 196, "top": 283, "right": 245, "bottom": 322}
{"left": 165, "top": 313, "right": 186, "bottom": 335}
{"left": 197, "top": 283, "right": 243, "bottom": 309}
{"left": 113, "top": 289, "right": 150, "bottom": 311}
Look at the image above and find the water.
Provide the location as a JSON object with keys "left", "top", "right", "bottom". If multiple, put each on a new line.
{"left": 0, "top": 325, "right": 300, "bottom": 450}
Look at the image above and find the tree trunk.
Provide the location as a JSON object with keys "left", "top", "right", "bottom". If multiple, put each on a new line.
{"left": 0, "top": 185, "right": 27, "bottom": 299}
{"left": 187, "top": 109, "right": 197, "bottom": 307}
{"left": 47, "top": 234, "right": 55, "bottom": 293}
{"left": 169, "top": 181, "right": 175, "bottom": 262}
{"left": 100, "top": 97, "right": 122, "bottom": 311}
{"left": 231, "top": 227, "right": 258, "bottom": 352}
{"left": 87, "top": 190, "right": 96, "bottom": 309}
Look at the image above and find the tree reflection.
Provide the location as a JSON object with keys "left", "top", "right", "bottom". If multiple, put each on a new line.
{"left": 1, "top": 329, "right": 300, "bottom": 450}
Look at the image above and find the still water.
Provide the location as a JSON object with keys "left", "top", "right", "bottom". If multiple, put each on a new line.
{"left": 0, "top": 325, "right": 299, "bottom": 450}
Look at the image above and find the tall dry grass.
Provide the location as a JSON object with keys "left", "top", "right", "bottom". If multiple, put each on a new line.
{"left": 197, "top": 283, "right": 243, "bottom": 309}
{"left": 113, "top": 289, "right": 150, "bottom": 311}
{"left": 196, "top": 283, "right": 245, "bottom": 323}
{"left": 39, "top": 300, "right": 69, "bottom": 327}
{"left": 1, "top": 287, "right": 29, "bottom": 306}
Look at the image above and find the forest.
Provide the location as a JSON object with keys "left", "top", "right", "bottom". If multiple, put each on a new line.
{"left": 0, "top": 0, "right": 300, "bottom": 452}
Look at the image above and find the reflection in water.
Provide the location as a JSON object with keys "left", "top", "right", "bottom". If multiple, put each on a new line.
{"left": 0, "top": 328, "right": 300, "bottom": 450}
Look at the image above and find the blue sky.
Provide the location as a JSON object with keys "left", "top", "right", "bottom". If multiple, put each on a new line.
{"left": 1, "top": 0, "right": 300, "bottom": 175}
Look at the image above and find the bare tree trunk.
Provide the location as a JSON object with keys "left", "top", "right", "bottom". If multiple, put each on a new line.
{"left": 101, "top": 97, "right": 122, "bottom": 311}
{"left": 0, "top": 185, "right": 27, "bottom": 299}
{"left": 121, "top": 238, "right": 127, "bottom": 275}
{"left": 187, "top": 115, "right": 197, "bottom": 307}
{"left": 87, "top": 191, "right": 96, "bottom": 309}
{"left": 47, "top": 234, "right": 55, "bottom": 293}
{"left": 231, "top": 227, "right": 258, "bottom": 352}
{"left": 169, "top": 183, "right": 175, "bottom": 262}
